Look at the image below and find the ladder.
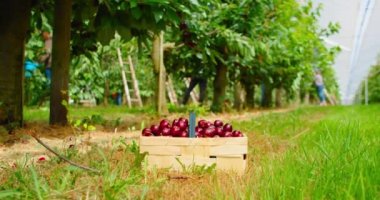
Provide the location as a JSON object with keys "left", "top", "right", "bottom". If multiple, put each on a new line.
{"left": 117, "top": 48, "right": 143, "bottom": 108}
{"left": 166, "top": 75, "right": 179, "bottom": 105}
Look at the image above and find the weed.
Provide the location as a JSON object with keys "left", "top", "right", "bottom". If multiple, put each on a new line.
{"left": 175, "top": 157, "right": 216, "bottom": 176}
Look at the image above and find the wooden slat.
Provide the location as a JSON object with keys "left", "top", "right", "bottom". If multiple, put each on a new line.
{"left": 146, "top": 155, "right": 179, "bottom": 169}
{"left": 180, "top": 146, "right": 210, "bottom": 157}
{"left": 177, "top": 155, "right": 216, "bottom": 167}
{"left": 210, "top": 145, "right": 247, "bottom": 155}
{"left": 216, "top": 157, "right": 246, "bottom": 173}
{"left": 140, "top": 145, "right": 181, "bottom": 155}
{"left": 146, "top": 155, "right": 217, "bottom": 170}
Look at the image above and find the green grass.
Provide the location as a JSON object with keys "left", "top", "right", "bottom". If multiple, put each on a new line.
{"left": 23, "top": 104, "right": 209, "bottom": 123}
{"left": 252, "top": 106, "right": 379, "bottom": 199}
{"left": 23, "top": 105, "right": 156, "bottom": 122}
{"left": 229, "top": 105, "right": 379, "bottom": 199}
{"left": 2, "top": 105, "right": 379, "bottom": 199}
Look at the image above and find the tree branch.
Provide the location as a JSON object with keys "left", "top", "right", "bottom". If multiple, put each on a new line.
{"left": 31, "top": 135, "right": 101, "bottom": 174}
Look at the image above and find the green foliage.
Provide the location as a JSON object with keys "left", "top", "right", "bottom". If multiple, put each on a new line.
{"left": 69, "top": 37, "right": 156, "bottom": 105}
{"left": 164, "top": 0, "right": 340, "bottom": 109}
{"left": 175, "top": 157, "right": 217, "bottom": 176}
{"left": 367, "top": 64, "right": 380, "bottom": 103}
{"left": 71, "top": 114, "right": 102, "bottom": 131}
{"left": 24, "top": 0, "right": 341, "bottom": 111}
{"left": 24, "top": 70, "right": 49, "bottom": 106}
{"left": 357, "top": 58, "right": 380, "bottom": 103}
{"left": 24, "top": 24, "right": 50, "bottom": 106}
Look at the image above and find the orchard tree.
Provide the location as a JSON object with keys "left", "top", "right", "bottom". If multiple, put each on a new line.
{"left": 166, "top": 0, "right": 256, "bottom": 112}
{"left": 165, "top": 0, "right": 339, "bottom": 110}
{"left": 0, "top": 0, "right": 32, "bottom": 129}
{"left": 357, "top": 58, "right": 380, "bottom": 104}
{"left": 49, "top": 0, "right": 72, "bottom": 125}
{"left": 56, "top": 0, "right": 195, "bottom": 117}
{"left": 1, "top": 0, "right": 188, "bottom": 126}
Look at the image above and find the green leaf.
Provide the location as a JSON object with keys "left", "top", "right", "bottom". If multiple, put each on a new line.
{"left": 0, "top": 190, "right": 21, "bottom": 199}
{"left": 30, "top": 167, "right": 43, "bottom": 200}
{"left": 130, "top": 0, "right": 138, "bottom": 8}
{"left": 131, "top": 7, "right": 142, "bottom": 19}
{"left": 116, "top": 26, "right": 132, "bottom": 41}
{"left": 87, "top": 125, "right": 96, "bottom": 131}
{"left": 61, "top": 100, "right": 68, "bottom": 107}
{"left": 96, "top": 24, "right": 116, "bottom": 45}
{"left": 94, "top": 5, "right": 116, "bottom": 45}
{"left": 152, "top": 10, "right": 164, "bottom": 22}
{"left": 189, "top": 0, "right": 199, "bottom": 6}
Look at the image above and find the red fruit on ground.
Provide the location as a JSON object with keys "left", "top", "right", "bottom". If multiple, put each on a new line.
{"left": 38, "top": 156, "right": 46, "bottom": 162}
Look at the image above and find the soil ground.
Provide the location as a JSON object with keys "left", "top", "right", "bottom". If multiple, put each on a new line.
{"left": 0, "top": 108, "right": 290, "bottom": 168}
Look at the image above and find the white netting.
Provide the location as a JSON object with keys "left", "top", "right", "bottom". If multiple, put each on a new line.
{"left": 313, "top": 0, "right": 380, "bottom": 104}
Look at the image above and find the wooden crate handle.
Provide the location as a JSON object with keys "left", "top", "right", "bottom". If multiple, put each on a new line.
{"left": 189, "top": 112, "right": 196, "bottom": 138}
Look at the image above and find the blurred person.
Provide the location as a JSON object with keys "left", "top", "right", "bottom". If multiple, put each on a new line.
{"left": 314, "top": 69, "right": 326, "bottom": 106}
{"left": 39, "top": 31, "right": 52, "bottom": 83}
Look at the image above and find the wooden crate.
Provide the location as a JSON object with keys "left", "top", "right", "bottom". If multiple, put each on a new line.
{"left": 139, "top": 136, "right": 247, "bottom": 174}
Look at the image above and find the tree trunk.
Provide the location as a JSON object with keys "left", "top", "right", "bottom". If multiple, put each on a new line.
{"left": 303, "top": 92, "right": 309, "bottom": 105}
{"left": 261, "top": 83, "right": 273, "bottom": 108}
{"left": 49, "top": 0, "right": 72, "bottom": 125}
{"left": 233, "top": 82, "right": 244, "bottom": 111}
{"left": 0, "top": 0, "right": 31, "bottom": 128}
{"left": 211, "top": 63, "right": 228, "bottom": 112}
{"left": 275, "top": 87, "right": 283, "bottom": 107}
{"left": 242, "top": 80, "right": 255, "bottom": 109}
{"left": 152, "top": 32, "right": 168, "bottom": 115}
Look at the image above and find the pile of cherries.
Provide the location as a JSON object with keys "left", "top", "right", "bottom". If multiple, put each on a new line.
{"left": 142, "top": 117, "right": 244, "bottom": 138}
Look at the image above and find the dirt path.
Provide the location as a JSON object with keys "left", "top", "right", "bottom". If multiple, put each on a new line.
{"left": 0, "top": 108, "right": 291, "bottom": 167}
